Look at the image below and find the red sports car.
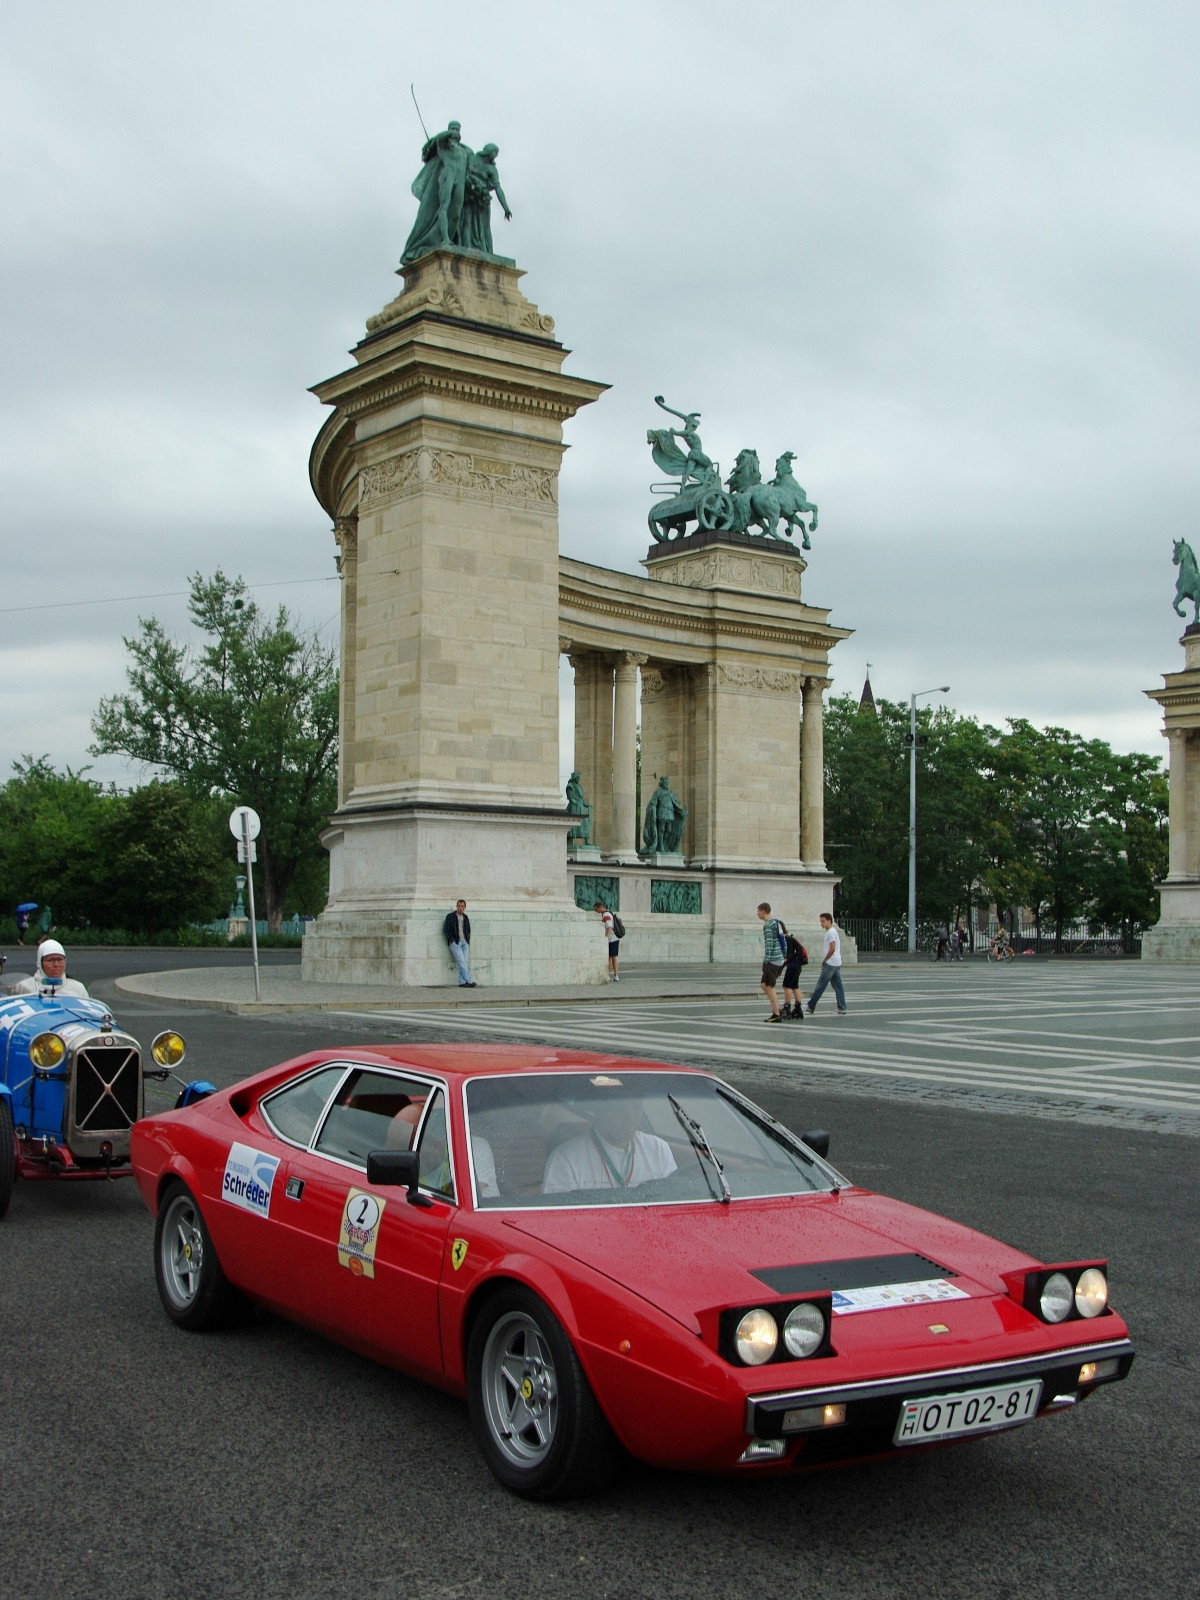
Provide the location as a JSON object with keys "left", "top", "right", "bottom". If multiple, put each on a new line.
{"left": 131, "top": 1046, "right": 1133, "bottom": 1499}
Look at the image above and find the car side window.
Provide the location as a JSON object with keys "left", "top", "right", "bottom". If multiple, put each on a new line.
{"left": 416, "top": 1091, "right": 453, "bottom": 1199}
{"left": 313, "top": 1068, "right": 434, "bottom": 1169}
{"left": 260, "top": 1066, "right": 346, "bottom": 1148}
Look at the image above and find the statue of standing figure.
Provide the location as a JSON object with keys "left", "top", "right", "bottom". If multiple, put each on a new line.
{"left": 642, "top": 776, "right": 688, "bottom": 855}
{"left": 402, "top": 120, "right": 512, "bottom": 264}
{"left": 565, "top": 771, "right": 593, "bottom": 846}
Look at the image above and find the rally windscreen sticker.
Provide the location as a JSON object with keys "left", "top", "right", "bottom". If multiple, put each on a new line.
{"left": 831, "top": 1279, "right": 970, "bottom": 1316}
{"left": 338, "top": 1188, "right": 387, "bottom": 1278}
{"left": 221, "top": 1142, "right": 281, "bottom": 1218}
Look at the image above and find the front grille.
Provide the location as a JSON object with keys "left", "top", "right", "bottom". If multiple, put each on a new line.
{"left": 69, "top": 1039, "right": 142, "bottom": 1150}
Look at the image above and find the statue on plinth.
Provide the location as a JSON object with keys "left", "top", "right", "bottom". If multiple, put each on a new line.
{"left": 565, "top": 771, "right": 593, "bottom": 847}
{"left": 402, "top": 119, "right": 513, "bottom": 264}
{"left": 642, "top": 776, "right": 687, "bottom": 855}
{"left": 1173, "top": 538, "right": 1200, "bottom": 627}
{"left": 646, "top": 396, "right": 818, "bottom": 547}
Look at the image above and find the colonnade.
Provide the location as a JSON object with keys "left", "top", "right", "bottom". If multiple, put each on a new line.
{"left": 565, "top": 646, "right": 829, "bottom": 869}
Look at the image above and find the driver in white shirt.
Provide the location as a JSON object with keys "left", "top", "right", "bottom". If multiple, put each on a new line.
{"left": 542, "top": 1092, "right": 676, "bottom": 1193}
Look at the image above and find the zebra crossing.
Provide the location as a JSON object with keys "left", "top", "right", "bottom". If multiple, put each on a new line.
{"left": 330, "top": 964, "right": 1200, "bottom": 1129}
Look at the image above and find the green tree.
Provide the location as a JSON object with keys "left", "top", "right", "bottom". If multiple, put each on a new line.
{"left": 99, "top": 782, "right": 230, "bottom": 936}
{"left": 90, "top": 571, "right": 338, "bottom": 930}
{"left": 0, "top": 756, "right": 114, "bottom": 930}
{"left": 823, "top": 700, "right": 1166, "bottom": 945}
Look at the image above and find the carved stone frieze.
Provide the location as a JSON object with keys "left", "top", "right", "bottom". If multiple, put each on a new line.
{"left": 641, "top": 665, "right": 693, "bottom": 701}
{"left": 715, "top": 663, "right": 806, "bottom": 696}
{"left": 651, "top": 548, "right": 804, "bottom": 598}
{"left": 359, "top": 447, "right": 557, "bottom": 513}
{"left": 366, "top": 255, "right": 556, "bottom": 340}
{"left": 333, "top": 516, "right": 358, "bottom": 560}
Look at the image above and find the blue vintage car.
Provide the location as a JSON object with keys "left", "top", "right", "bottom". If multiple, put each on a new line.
{"left": 0, "top": 985, "right": 206, "bottom": 1219}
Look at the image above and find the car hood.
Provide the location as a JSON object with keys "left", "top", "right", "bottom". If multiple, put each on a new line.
{"left": 501, "top": 1188, "right": 1035, "bottom": 1323}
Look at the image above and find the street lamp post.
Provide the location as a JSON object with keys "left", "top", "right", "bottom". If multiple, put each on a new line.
{"left": 907, "top": 685, "right": 951, "bottom": 954}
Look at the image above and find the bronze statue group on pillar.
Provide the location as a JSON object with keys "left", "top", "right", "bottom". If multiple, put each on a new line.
{"left": 402, "top": 119, "right": 512, "bottom": 264}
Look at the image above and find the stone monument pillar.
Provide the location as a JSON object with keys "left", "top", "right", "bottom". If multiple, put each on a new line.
{"left": 1143, "top": 624, "right": 1200, "bottom": 961}
{"left": 302, "top": 249, "right": 608, "bottom": 986}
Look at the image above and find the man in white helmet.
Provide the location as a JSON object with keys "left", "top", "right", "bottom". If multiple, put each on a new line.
{"left": 13, "top": 938, "right": 90, "bottom": 998}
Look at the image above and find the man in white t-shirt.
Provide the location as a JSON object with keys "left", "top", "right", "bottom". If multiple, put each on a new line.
{"left": 542, "top": 1094, "right": 676, "bottom": 1194}
{"left": 805, "top": 913, "right": 847, "bottom": 1015}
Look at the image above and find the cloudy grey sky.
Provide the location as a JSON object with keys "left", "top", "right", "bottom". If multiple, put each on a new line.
{"left": 3, "top": 0, "right": 1196, "bottom": 791}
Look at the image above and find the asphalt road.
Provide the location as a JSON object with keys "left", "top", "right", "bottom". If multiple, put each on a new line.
{"left": 0, "top": 954, "right": 1194, "bottom": 1600}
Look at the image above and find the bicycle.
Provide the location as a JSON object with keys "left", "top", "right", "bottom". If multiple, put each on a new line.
{"left": 987, "top": 940, "right": 1015, "bottom": 964}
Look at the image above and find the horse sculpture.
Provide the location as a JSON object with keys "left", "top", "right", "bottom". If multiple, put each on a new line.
{"left": 726, "top": 450, "right": 819, "bottom": 547}
{"left": 1173, "top": 538, "right": 1200, "bottom": 626}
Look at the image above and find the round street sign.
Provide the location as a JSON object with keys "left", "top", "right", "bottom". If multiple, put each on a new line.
{"left": 228, "top": 805, "right": 262, "bottom": 841}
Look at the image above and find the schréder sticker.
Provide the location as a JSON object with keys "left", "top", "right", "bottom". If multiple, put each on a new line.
{"left": 221, "top": 1142, "right": 280, "bottom": 1218}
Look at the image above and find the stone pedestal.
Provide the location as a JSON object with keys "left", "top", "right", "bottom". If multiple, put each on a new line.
{"left": 303, "top": 251, "right": 609, "bottom": 987}
{"left": 1142, "top": 626, "right": 1200, "bottom": 962}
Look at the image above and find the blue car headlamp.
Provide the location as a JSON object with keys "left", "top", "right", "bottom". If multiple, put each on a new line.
{"left": 29, "top": 1032, "right": 67, "bottom": 1071}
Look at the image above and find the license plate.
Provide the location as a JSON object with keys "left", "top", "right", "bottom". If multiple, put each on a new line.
{"left": 894, "top": 1379, "right": 1043, "bottom": 1444}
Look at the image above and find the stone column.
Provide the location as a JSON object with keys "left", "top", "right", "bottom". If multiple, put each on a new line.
{"left": 569, "top": 649, "right": 613, "bottom": 853}
{"left": 1166, "top": 729, "right": 1189, "bottom": 879}
{"left": 801, "top": 676, "right": 829, "bottom": 869}
{"left": 612, "top": 652, "right": 645, "bottom": 855}
{"left": 1188, "top": 730, "right": 1200, "bottom": 878}
{"left": 333, "top": 516, "right": 358, "bottom": 809}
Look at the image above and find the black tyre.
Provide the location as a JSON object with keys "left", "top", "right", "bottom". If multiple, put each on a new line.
{"left": 154, "top": 1181, "right": 248, "bottom": 1331}
{"left": 467, "top": 1285, "right": 624, "bottom": 1500}
{"left": 0, "top": 1097, "right": 15, "bottom": 1221}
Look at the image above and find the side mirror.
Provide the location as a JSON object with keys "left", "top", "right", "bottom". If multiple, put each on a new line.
{"left": 366, "top": 1148, "right": 431, "bottom": 1207}
{"left": 800, "top": 1129, "right": 830, "bottom": 1159}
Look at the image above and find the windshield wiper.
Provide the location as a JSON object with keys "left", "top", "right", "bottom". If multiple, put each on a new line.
{"left": 668, "top": 1094, "right": 731, "bottom": 1205}
{"left": 714, "top": 1085, "right": 818, "bottom": 1167}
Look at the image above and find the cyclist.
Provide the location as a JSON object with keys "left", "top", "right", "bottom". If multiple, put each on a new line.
{"left": 990, "top": 925, "right": 1011, "bottom": 960}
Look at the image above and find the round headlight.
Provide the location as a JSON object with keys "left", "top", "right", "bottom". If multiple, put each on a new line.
{"left": 1039, "top": 1271, "right": 1074, "bottom": 1323}
{"left": 29, "top": 1032, "right": 66, "bottom": 1070}
{"left": 151, "top": 1031, "right": 187, "bottom": 1068}
{"left": 1074, "top": 1267, "right": 1107, "bottom": 1319}
{"left": 734, "top": 1309, "right": 779, "bottom": 1365}
{"left": 782, "top": 1302, "right": 826, "bottom": 1359}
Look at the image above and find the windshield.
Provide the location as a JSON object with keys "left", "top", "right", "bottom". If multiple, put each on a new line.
{"left": 463, "top": 1070, "right": 836, "bottom": 1209}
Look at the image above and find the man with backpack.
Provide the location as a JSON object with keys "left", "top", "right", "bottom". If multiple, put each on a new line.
{"left": 756, "top": 902, "right": 788, "bottom": 1022}
{"left": 595, "top": 901, "right": 623, "bottom": 982}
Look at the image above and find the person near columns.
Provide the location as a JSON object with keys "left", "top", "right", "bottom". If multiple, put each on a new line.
{"left": 594, "top": 901, "right": 620, "bottom": 982}
{"left": 442, "top": 898, "right": 477, "bottom": 987}
{"left": 805, "top": 914, "right": 847, "bottom": 1015}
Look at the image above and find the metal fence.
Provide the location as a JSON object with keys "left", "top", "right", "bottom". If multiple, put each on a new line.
{"left": 840, "top": 917, "right": 1143, "bottom": 957}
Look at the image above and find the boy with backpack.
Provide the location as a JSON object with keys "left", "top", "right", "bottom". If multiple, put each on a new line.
{"left": 595, "top": 901, "right": 624, "bottom": 982}
{"left": 780, "top": 927, "right": 808, "bottom": 1019}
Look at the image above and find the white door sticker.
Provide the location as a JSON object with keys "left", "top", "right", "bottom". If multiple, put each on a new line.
{"left": 221, "top": 1142, "right": 280, "bottom": 1218}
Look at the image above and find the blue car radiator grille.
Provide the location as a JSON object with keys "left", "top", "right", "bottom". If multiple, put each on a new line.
{"left": 73, "top": 1044, "right": 141, "bottom": 1135}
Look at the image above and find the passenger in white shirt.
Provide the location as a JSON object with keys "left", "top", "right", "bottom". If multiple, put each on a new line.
{"left": 543, "top": 1094, "right": 676, "bottom": 1194}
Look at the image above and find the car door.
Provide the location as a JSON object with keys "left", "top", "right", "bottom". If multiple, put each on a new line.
{"left": 272, "top": 1068, "right": 455, "bottom": 1380}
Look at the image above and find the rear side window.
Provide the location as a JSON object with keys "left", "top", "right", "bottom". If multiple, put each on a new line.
{"left": 261, "top": 1066, "right": 346, "bottom": 1148}
{"left": 313, "top": 1068, "right": 435, "bottom": 1169}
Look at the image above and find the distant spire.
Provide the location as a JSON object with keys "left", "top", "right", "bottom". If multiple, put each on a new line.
{"left": 858, "top": 663, "right": 877, "bottom": 715}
